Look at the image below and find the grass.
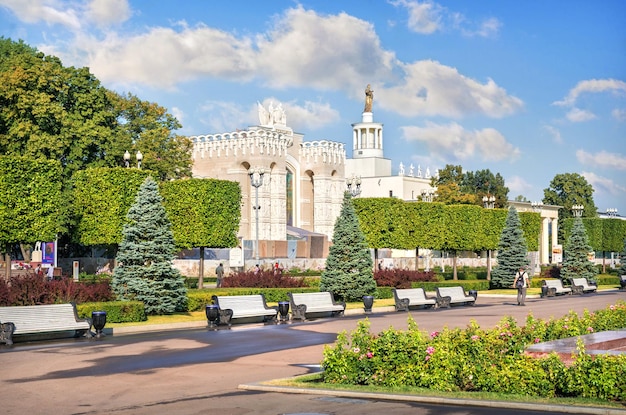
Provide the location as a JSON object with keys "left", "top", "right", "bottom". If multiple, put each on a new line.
{"left": 265, "top": 373, "right": 624, "bottom": 410}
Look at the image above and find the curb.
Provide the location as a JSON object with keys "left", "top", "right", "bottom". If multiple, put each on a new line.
{"left": 239, "top": 379, "right": 626, "bottom": 414}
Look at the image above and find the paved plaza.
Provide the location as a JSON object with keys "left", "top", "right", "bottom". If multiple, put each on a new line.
{"left": 1, "top": 291, "right": 625, "bottom": 415}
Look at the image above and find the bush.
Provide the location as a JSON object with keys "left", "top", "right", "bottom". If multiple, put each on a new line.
{"left": 374, "top": 269, "right": 437, "bottom": 288}
{"left": 77, "top": 300, "right": 147, "bottom": 323}
{"left": 221, "top": 269, "right": 308, "bottom": 288}
{"left": 0, "top": 273, "right": 114, "bottom": 306}
{"left": 322, "top": 302, "right": 626, "bottom": 402}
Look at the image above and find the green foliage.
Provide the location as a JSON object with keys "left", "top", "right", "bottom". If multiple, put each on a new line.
{"left": 562, "top": 218, "right": 626, "bottom": 254}
{"left": 490, "top": 207, "right": 529, "bottom": 288}
{"left": 561, "top": 218, "right": 598, "bottom": 282}
{"left": 71, "top": 167, "right": 151, "bottom": 245}
{"left": 321, "top": 193, "right": 376, "bottom": 301}
{"left": 0, "top": 156, "right": 65, "bottom": 247}
{"left": 77, "top": 300, "right": 147, "bottom": 323}
{"left": 111, "top": 177, "right": 187, "bottom": 314}
{"left": 159, "top": 178, "right": 241, "bottom": 249}
{"left": 620, "top": 238, "right": 626, "bottom": 276}
{"left": 322, "top": 302, "right": 626, "bottom": 401}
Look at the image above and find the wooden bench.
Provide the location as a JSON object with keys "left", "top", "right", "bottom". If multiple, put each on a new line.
{"left": 570, "top": 278, "right": 597, "bottom": 294}
{"left": 211, "top": 294, "right": 278, "bottom": 326}
{"left": 392, "top": 288, "right": 437, "bottom": 311}
{"left": 0, "top": 303, "right": 92, "bottom": 345}
{"left": 435, "top": 286, "right": 476, "bottom": 308}
{"left": 288, "top": 292, "right": 345, "bottom": 321}
{"left": 541, "top": 279, "right": 572, "bottom": 297}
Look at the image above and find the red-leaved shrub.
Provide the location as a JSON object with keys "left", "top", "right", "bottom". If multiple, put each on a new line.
{"left": 222, "top": 269, "right": 308, "bottom": 288}
{"left": 374, "top": 269, "right": 437, "bottom": 288}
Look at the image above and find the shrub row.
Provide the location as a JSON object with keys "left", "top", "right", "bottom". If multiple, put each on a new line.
{"left": 77, "top": 300, "right": 146, "bottom": 323}
{"left": 322, "top": 302, "right": 626, "bottom": 401}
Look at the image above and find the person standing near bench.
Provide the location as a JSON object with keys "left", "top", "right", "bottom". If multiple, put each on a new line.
{"left": 513, "top": 267, "right": 529, "bottom": 306}
{"left": 215, "top": 263, "right": 224, "bottom": 288}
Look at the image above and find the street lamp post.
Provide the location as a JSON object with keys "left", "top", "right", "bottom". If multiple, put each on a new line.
{"left": 572, "top": 204, "right": 584, "bottom": 218}
{"left": 136, "top": 151, "right": 143, "bottom": 169}
{"left": 124, "top": 150, "right": 131, "bottom": 168}
{"left": 421, "top": 189, "right": 436, "bottom": 202}
{"left": 249, "top": 167, "right": 265, "bottom": 262}
{"left": 606, "top": 208, "right": 618, "bottom": 217}
{"left": 482, "top": 195, "right": 496, "bottom": 281}
{"left": 346, "top": 175, "right": 362, "bottom": 197}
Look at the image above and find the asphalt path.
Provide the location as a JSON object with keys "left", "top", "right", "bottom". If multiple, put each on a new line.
{"left": 1, "top": 290, "right": 625, "bottom": 415}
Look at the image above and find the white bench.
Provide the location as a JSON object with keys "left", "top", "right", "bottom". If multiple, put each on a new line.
{"left": 392, "top": 288, "right": 437, "bottom": 311}
{"left": 288, "top": 292, "right": 346, "bottom": 321}
{"left": 435, "top": 286, "right": 476, "bottom": 308}
{"left": 620, "top": 275, "right": 626, "bottom": 290}
{"left": 0, "top": 303, "right": 92, "bottom": 345}
{"left": 570, "top": 278, "right": 597, "bottom": 294}
{"left": 211, "top": 294, "right": 278, "bottom": 326}
{"left": 542, "top": 279, "right": 572, "bottom": 297}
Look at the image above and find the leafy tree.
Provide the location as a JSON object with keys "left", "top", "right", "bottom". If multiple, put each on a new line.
{"left": 160, "top": 178, "right": 241, "bottom": 288}
{"left": 462, "top": 169, "right": 509, "bottom": 208}
{"left": 71, "top": 167, "right": 151, "bottom": 246}
{"left": 0, "top": 156, "right": 65, "bottom": 278}
{"left": 561, "top": 217, "right": 598, "bottom": 283}
{"left": 111, "top": 177, "right": 187, "bottom": 314}
{"left": 320, "top": 192, "right": 376, "bottom": 302}
{"left": 490, "top": 206, "right": 529, "bottom": 288}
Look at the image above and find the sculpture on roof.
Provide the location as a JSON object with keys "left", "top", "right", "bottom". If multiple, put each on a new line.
{"left": 364, "top": 84, "right": 374, "bottom": 112}
{"left": 257, "top": 101, "right": 287, "bottom": 127}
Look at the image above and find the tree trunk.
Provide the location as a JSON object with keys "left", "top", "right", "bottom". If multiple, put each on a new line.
{"left": 602, "top": 251, "right": 606, "bottom": 274}
{"left": 198, "top": 247, "right": 205, "bottom": 289}
{"left": 486, "top": 250, "right": 492, "bottom": 281}
{"left": 415, "top": 247, "right": 419, "bottom": 271}
{"left": 452, "top": 252, "right": 458, "bottom": 280}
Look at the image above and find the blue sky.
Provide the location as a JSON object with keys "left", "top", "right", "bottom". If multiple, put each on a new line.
{"left": 1, "top": 0, "right": 625, "bottom": 215}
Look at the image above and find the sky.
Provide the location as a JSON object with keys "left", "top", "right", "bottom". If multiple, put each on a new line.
{"left": 1, "top": 0, "right": 625, "bottom": 215}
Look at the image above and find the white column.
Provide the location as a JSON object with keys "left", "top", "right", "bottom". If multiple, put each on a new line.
{"left": 540, "top": 217, "right": 550, "bottom": 264}
{"left": 551, "top": 219, "right": 559, "bottom": 264}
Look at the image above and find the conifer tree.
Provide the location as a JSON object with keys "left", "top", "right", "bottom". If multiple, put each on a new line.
{"left": 112, "top": 176, "right": 187, "bottom": 314}
{"left": 561, "top": 218, "right": 598, "bottom": 282}
{"left": 490, "top": 206, "right": 529, "bottom": 288}
{"left": 320, "top": 192, "right": 376, "bottom": 302}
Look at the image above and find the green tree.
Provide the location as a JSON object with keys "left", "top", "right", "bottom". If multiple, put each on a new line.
{"left": 619, "top": 238, "right": 626, "bottom": 276}
{"left": 561, "top": 217, "right": 598, "bottom": 283}
{"left": 490, "top": 206, "right": 529, "bottom": 288}
{"left": 111, "top": 177, "right": 187, "bottom": 314}
{"left": 0, "top": 156, "right": 65, "bottom": 277}
{"left": 320, "top": 192, "right": 376, "bottom": 302}
{"left": 462, "top": 169, "right": 509, "bottom": 208}
{"left": 160, "top": 178, "right": 241, "bottom": 288}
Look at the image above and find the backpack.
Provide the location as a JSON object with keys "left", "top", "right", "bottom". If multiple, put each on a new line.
{"left": 516, "top": 272, "right": 525, "bottom": 288}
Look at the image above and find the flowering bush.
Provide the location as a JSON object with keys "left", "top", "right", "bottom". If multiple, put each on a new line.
{"left": 322, "top": 302, "right": 626, "bottom": 401}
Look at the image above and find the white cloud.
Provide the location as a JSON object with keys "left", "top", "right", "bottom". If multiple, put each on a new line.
{"left": 278, "top": 101, "right": 341, "bottom": 131}
{"left": 197, "top": 101, "right": 251, "bottom": 133}
{"left": 566, "top": 107, "right": 596, "bottom": 122}
{"left": 400, "top": 121, "right": 520, "bottom": 162}
{"left": 392, "top": 0, "right": 501, "bottom": 38}
{"left": 612, "top": 108, "right": 626, "bottom": 122}
{"left": 380, "top": 60, "right": 523, "bottom": 117}
{"left": 170, "top": 107, "right": 185, "bottom": 125}
{"left": 543, "top": 125, "right": 563, "bottom": 144}
{"left": 577, "top": 150, "right": 626, "bottom": 171}
{"left": 0, "top": 0, "right": 81, "bottom": 29}
{"left": 582, "top": 171, "right": 626, "bottom": 196}
{"left": 85, "top": 0, "right": 131, "bottom": 27}
{"left": 391, "top": 0, "right": 442, "bottom": 34}
{"left": 553, "top": 78, "right": 626, "bottom": 107}
{"left": 255, "top": 7, "right": 396, "bottom": 91}
{"left": 506, "top": 175, "right": 533, "bottom": 196}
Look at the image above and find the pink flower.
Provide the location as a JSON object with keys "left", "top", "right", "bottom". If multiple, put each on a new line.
{"left": 353, "top": 347, "right": 360, "bottom": 353}
{"left": 471, "top": 335, "right": 480, "bottom": 341}
{"left": 366, "top": 352, "right": 373, "bottom": 358}
{"left": 426, "top": 346, "right": 435, "bottom": 355}
{"left": 425, "top": 355, "right": 431, "bottom": 361}
{"left": 430, "top": 331, "right": 439, "bottom": 338}
{"left": 534, "top": 338, "right": 541, "bottom": 343}
{"left": 587, "top": 327, "right": 594, "bottom": 332}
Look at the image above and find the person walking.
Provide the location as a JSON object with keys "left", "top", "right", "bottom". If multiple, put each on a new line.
{"left": 215, "top": 263, "right": 224, "bottom": 288}
{"left": 513, "top": 267, "right": 529, "bottom": 306}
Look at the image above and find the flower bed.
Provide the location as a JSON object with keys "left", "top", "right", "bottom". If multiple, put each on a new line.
{"left": 322, "top": 302, "right": 626, "bottom": 402}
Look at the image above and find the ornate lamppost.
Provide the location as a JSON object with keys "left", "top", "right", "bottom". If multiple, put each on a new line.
{"left": 606, "top": 208, "right": 618, "bottom": 217}
{"left": 572, "top": 204, "right": 584, "bottom": 218}
{"left": 346, "top": 175, "right": 362, "bottom": 197}
{"left": 136, "top": 150, "right": 143, "bottom": 169}
{"left": 249, "top": 167, "right": 265, "bottom": 262}
{"left": 124, "top": 150, "right": 131, "bottom": 168}
{"left": 482, "top": 195, "right": 496, "bottom": 280}
{"left": 421, "top": 188, "right": 436, "bottom": 202}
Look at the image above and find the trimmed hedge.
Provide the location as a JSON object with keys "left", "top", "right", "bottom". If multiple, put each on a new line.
{"left": 187, "top": 287, "right": 321, "bottom": 311}
{"left": 77, "top": 300, "right": 147, "bottom": 323}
